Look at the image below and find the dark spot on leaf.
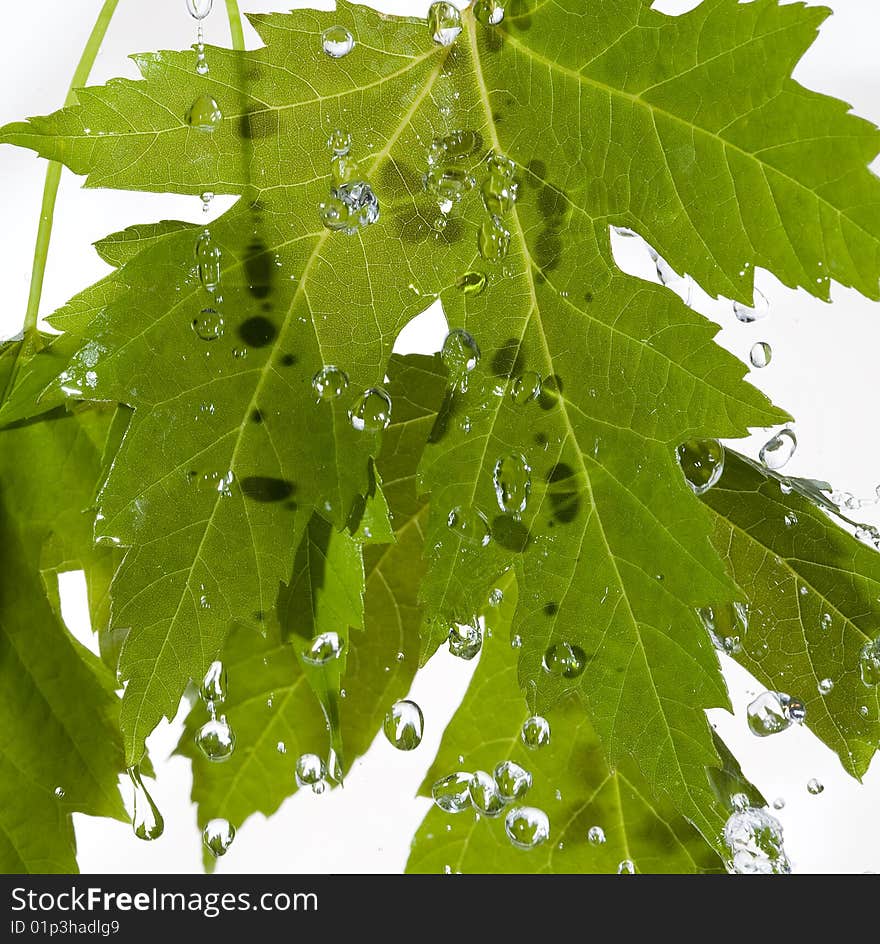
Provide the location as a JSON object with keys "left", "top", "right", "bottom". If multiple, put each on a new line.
{"left": 238, "top": 316, "right": 278, "bottom": 348}
{"left": 584, "top": 291, "right": 594, "bottom": 303}
{"left": 428, "top": 389, "right": 460, "bottom": 444}
{"left": 253, "top": 610, "right": 265, "bottom": 622}
{"left": 491, "top": 337, "right": 526, "bottom": 378}
{"left": 239, "top": 108, "right": 279, "bottom": 139}
{"left": 241, "top": 476, "right": 295, "bottom": 503}
{"left": 534, "top": 432, "right": 548, "bottom": 446}
{"left": 534, "top": 231, "right": 562, "bottom": 273}
{"left": 546, "top": 462, "right": 581, "bottom": 523}
{"left": 492, "top": 112, "right": 504, "bottom": 124}
{"left": 526, "top": 159, "right": 547, "bottom": 185}
{"left": 250, "top": 409, "right": 264, "bottom": 424}
{"left": 378, "top": 160, "right": 423, "bottom": 200}
{"left": 243, "top": 238, "right": 274, "bottom": 300}
{"left": 484, "top": 29, "right": 504, "bottom": 53}
{"left": 491, "top": 515, "right": 531, "bottom": 553}
{"left": 279, "top": 353, "right": 297, "bottom": 367}
{"left": 543, "top": 602, "right": 559, "bottom": 616}
{"left": 537, "top": 184, "right": 571, "bottom": 227}
{"left": 507, "top": 0, "right": 533, "bottom": 30}
{"left": 284, "top": 500, "right": 297, "bottom": 511}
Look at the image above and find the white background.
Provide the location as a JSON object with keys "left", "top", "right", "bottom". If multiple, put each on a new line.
{"left": 1, "top": 0, "right": 880, "bottom": 873}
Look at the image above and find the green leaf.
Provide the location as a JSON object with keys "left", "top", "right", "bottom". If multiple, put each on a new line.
{"left": 1, "top": 0, "right": 878, "bottom": 834}
{"left": 0, "top": 344, "right": 126, "bottom": 872}
{"left": 177, "top": 353, "right": 445, "bottom": 851}
{"left": 407, "top": 573, "right": 724, "bottom": 874}
{"left": 700, "top": 451, "right": 880, "bottom": 779}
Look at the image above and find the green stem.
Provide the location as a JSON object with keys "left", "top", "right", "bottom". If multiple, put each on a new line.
{"left": 23, "top": 0, "right": 122, "bottom": 335}
{"left": 224, "top": 0, "right": 245, "bottom": 52}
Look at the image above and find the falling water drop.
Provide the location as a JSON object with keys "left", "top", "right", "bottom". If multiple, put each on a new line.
{"left": 759, "top": 429, "right": 797, "bottom": 471}
{"left": 185, "top": 95, "right": 222, "bottom": 132}
{"left": 302, "top": 631, "right": 345, "bottom": 665}
{"left": 521, "top": 715, "right": 551, "bottom": 750}
{"left": 192, "top": 308, "right": 225, "bottom": 342}
{"left": 505, "top": 807, "right": 550, "bottom": 849}
{"left": 349, "top": 387, "right": 392, "bottom": 432}
{"left": 859, "top": 636, "right": 880, "bottom": 686}
{"left": 295, "top": 753, "right": 327, "bottom": 791}
{"left": 492, "top": 453, "right": 531, "bottom": 515}
{"left": 128, "top": 766, "right": 164, "bottom": 841}
{"left": 200, "top": 660, "right": 227, "bottom": 706}
{"left": 186, "top": 0, "right": 213, "bottom": 18}
{"left": 322, "top": 25, "right": 355, "bottom": 58}
{"left": 676, "top": 439, "right": 724, "bottom": 495}
{"left": 383, "top": 700, "right": 424, "bottom": 751}
{"left": 478, "top": 215, "right": 511, "bottom": 263}
{"left": 542, "top": 642, "right": 587, "bottom": 679}
{"left": 312, "top": 365, "right": 350, "bottom": 401}
{"left": 448, "top": 620, "right": 483, "bottom": 660}
{"left": 432, "top": 772, "right": 473, "bottom": 813}
{"left": 195, "top": 716, "right": 236, "bottom": 761}
{"left": 469, "top": 770, "right": 507, "bottom": 817}
{"left": 750, "top": 342, "right": 772, "bottom": 368}
{"left": 494, "top": 761, "right": 532, "bottom": 801}
{"left": 733, "top": 289, "right": 770, "bottom": 323}
{"left": 428, "top": 2, "right": 462, "bottom": 46}
{"left": 203, "top": 818, "right": 236, "bottom": 857}
{"left": 807, "top": 778, "right": 824, "bottom": 796}
{"left": 446, "top": 505, "right": 491, "bottom": 547}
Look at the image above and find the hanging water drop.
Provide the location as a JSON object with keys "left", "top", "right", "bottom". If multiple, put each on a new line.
{"left": 492, "top": 453, "right": 531, "bottom": 515}
{"left": 327, "top": 128, "right": 352, "bottom": 156}
{"left": 186, "top": 0, "right": 213, "bottom": 18}
{"left": 510, "top": 372, "right": 542, "bottom": 405}
{"left": 192, "top": 308, "right": 225, "bottom": 342}
{"left": 349, "top": 387, "right": 392, "bottom": 432}
{"left": 478, "top": 215, "right": 511, "bottom": 263}
{"left": 504, "top": 806, "right": 550, "bottom": 849}
{"left": 733, "top": 289, "right": 770, "bottom": 323}
{"left": 587, "top": 825, "right": 606, "bottom": 846}
{"left": 724, "top": 806, "right": 790, "bottom": 873}
{"left": 446, "top": 505, "right": 491, "bottom": 547}
{"left": 312, "top": 365, "right": 350, "bottom": 401}
{"left": 432, "top": 772, "right": 473, "bottom": 813}
{"left": 195, "top": 230, "right": 222, "bottom": 294}
{"left": 617, "top": 859, "right": 636, "bottom": 875}
{"left": 195, "top": 716, "right": 236, "bottom": 761}
{"left": 295, "top": 753, "right": 327, "bottom": 791}
{"left": 807, "top": 778, "right": 824, "bottom": 796}
{"left": 676, "top": 439, "right": 724, "bottom": 495}
{"left": 128, "top": 766, "right": 164, "bottom": 841}
{"left": 750, "top": 341, "right": 772, "bottom": 368}
{"left": 521, "top": 715, "right": 551, "bottom": 750}
{"left": 457, "top": 271, "right": 488, "bottom": 296}
{"left": 494, "top": 760, "right": 532, "bottom": 801}
{"left": 319, "top": 181, "right": 380, "bottom": 234}
{"left": 760, "top": 429, "right": 797, "bottom": 471}
{"left": 428, "top": 2, "right": 462, "bottom": 46}
{"left": 383, "top": 700, "right": 424, "bottom": 751}
{"left": 542, "top": 641, "right": 587, "bottom": 679}
{"left": 785, "top": 696, "right": 807, "bottom": 724}
{"left": 746, "top": 691, "right": 792, "bottom": 737}
{"left": 203, "top": 818, "right": 235, "bottom": 857}
{"left": 448, "top": 620, "right": 483, "bottom": 661}
{"left": 859, "top": 636, "right": 880, "bottom": 686}
{"left": 322, "top": 26, "right": 355, "bottom": 58}
{"left": 475, "top": 0, "right": 505, "bottom": 26}
{"left": 185, "top": 95, "right": 222, "bottom": 132}
{"left": 302, "top": 631, "right": 345, "bottom": 665}
{"left": 200, "top": 660, "right": 227, "bottom": 706}
{"left": 441, "top": 328, "right": 480, "bottom": 381}
{"left": 468, "top": 770, "right": 507, "bottom": 817}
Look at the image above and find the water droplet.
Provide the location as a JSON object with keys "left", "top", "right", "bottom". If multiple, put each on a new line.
{"left": 481, "top": 172, "right": 518, "bottom": 216}
{"left": 733, "top": 289, "right": 770, "bottom": 323}
{"left": 475, "top": 0, "right": 505, "bottom": 26}
{"left": 504, "top": 806, "right": 549, "bottom": 849}
{"left": 859, "top": 636, "right": 880, "bottom": 686}
{"left": 698, "top": 602, "right": 748, "bottom": 655}
{"left": 427, "top": 130, "right": 482, "bottom": 167}
{"left": 187, "top": 0, "right": 213, "bottom": 19}
{"left": 478, "top": 215, "right": 511, "bottom": 263}
{"left": 319, "top": 181, "right": 379, "bottom": 234}
{"left": 510, "top": 634, "right": 522, "bottom": 649}
{"left": 521, "top": 715, "right": 550, "bottom": 750}
{"left": 302, "top": 630, "right": 344, "bottom": 665}
{"left": 488, "top": 587, "right": 504, "bottom": 606}
{"left": 196, "top": 716, "right": 236, "bottom": 761}
{"left": 747, "top": 691, "right": 793, "bottom": 737}
{"left": 192, "top": 308, "right": 225, "bottom": 341}
{"left": 786, "top": 696, "right": 807, "bottom": 724}
{"left": 276, "top": 741, "right": 287, "bottom": 754}
{"left": 807, "top": 778, "right": 824, "bottom": 796}
{"left": 441, "top": 328, "right": 480, "bottom": 380}
{"left": 759, "top": 429, "right": 797, "bottom": 471}
{"left": 676, "top": 439, "right": 724, "bottom": 495}
{"left": 424, "top": 165, "right": 475, "bottom": 206}
{"left": 349, "top": 387, "right": 392, "bottom": 432}
{"left": 587, "top": 825, "right": 606, "bottom": 846}
{"left": 327, "top": 128, "right": 352, "bottom": 156}
{"left": 784, "top": 512, "right": 798, "bottom": 527}
{"left": 203, "top": 818, "right": 235, "bottom": 857}
{"left": 196, "top": 230, "right": 222, "bottom": 294}
{"left": 818, "top": 677, "right": 834, "bottom": 695}
{"left": 446, "top": 505, "right": 491, "bottom": 547}
{"left": 295, "top": 753, "right": 326, "bottom": 791}
{"left": 617, "top": 859, "right": 636, "bottom": 875}
{"left": 750, "top": 341, "right": 772, "bottom": 368}
{"left": 457, "top": 271, "right": 488, "bottom": 296}
{"left": 724, "top": 806, "right": 790, "bottom": 873}
{"left": 200, "top": 660, "right": 227, "bottom": 706}
{"left": 322, "top": 25, "right": 355, "bottom": 58}
{"left": 469, "top": 770, "right": 507, "bottom": 817}
{"left": 312, "top": 365, "right": 350, "bottom": 401}
{"left": 510, "top": 372, "right": 542, "bottom": 405}
{"left": 542, "top": 641, "right": 586, "bottom": 679}
{"left": 185, "top": 94, "right": 222, "bottom": 132}
{"left": 493, "top": 453, "right": 531, "bottom": 515}
{"left": 448, "top": 620, "right": 483, "bottom": 660}
{"left": 428, "top": 2, "right": 462, "bottom": 46}
{"left": 432, "top": 772, "right": 473, "bottom": 813}
{"left": 487, "top": 152, "right": 516, "bottom": 179}
{"left": 383, "top": 700, "right": 424, "bottom": 751}
{"left": 494, "top": 761, "right": 532, "bottom": 801}
{"left": 128, "top": 766, "right": 164, "bottom": 841}
{"left": 54, "top": 786, "right": 65, "bottom": 799}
